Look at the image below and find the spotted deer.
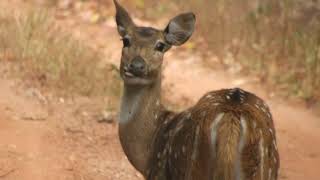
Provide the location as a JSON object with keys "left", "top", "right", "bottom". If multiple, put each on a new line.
{"left": 114, "top": 1, "right": 280, "bottom": 180}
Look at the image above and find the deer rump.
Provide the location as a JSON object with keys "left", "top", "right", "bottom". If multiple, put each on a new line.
{"left": 147, "top": 89, "right": 279, "bottom": 180}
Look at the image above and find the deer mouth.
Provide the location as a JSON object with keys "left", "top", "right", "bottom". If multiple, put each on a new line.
{"left": 124, "top": 71, "right": 135, "bottom": 78}
{"left": 122, "top": 68, "right": 152, "bottom": 85}
{"left": 123, "top": 68, "right": 144, "bottom": 78}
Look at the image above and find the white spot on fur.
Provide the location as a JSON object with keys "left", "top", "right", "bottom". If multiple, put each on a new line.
{"left": 268, "top": 168, "right": 272, "bottom": 180}
{"left": 269, "top": 128, "right": 273, "bottom": 134}
{"left": 209, "top": 113, "right": 225, "bottom": 159}
{"left": 175, "top": 121, "right": 184, "bottom": 133}
{"left": 201, "top": 111, "right": 207, "bottom": 118}
{"left": 253, "top": 121, "right": 257, "bottom": 129}
{"left": 273, "top": 140, "right": 278, "bottom": 150}
{"left": 259, "top": 130, "right": 265, "bottom": 180}
{"left": 207, "top": 94, "right": 212, "bottom": 98}
{"left": 267, "top": 112, "right": 272, "bottom": 119}
{"left": 236, "top": 116, "right": 248, "bottom": 180}
{"left": 182, "top": 146, "right": 186, "bottom": 154}
{"left": 263, "top": 102, "right": 269, "bottom": 109}
{"left": 226, "top": 95, "right": 231, "bottom": 100}
{"left": 192, "top": 126, "right": 201, "bottom": 160}
{"left": 186, "top": 112, "right": 192, "bottom": 119}
{"left": 261, "top": 107, "right": 267, "bottom": 113}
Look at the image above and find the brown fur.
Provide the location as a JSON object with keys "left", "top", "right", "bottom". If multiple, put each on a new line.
{"left": 147, "top": 89, "right": 280, "bottom": 180}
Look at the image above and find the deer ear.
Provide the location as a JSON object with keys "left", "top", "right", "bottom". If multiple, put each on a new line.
{"left": 164, "top": 13, "right": 196, "bottom": 46}
{"left": 114, "top": 0, "right": 134, "bottom": 37}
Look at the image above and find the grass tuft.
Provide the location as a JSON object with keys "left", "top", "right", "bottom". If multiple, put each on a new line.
{"left": 0, "top": 7, "right": 121, "bottom": 97}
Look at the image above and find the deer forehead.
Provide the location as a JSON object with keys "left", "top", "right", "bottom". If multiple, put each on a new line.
{"left": 130, "top": 27, "right": 163, "bottom": 44}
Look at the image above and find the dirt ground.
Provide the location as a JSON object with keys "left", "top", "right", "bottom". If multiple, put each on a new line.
{"left": 1, "top": 1, "right": 320, "bottom": 180}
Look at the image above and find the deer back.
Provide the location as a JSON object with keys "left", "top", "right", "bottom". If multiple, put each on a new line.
{"left": 147, "top": 88, "right": 279, "bottom": 180}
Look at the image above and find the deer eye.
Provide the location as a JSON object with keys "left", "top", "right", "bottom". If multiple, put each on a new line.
{"left": 122, "top": 37, "right": 131, "bottom": 48}
{"left": 155, "top": 42, "right": 166, "bottom": 52}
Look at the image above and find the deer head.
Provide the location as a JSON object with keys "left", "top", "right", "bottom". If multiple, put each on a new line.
{"left": 114, "top": 0, "right": 196, "bottom": 86}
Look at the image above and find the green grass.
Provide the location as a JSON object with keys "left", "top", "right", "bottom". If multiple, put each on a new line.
{"left": 0, "top": 7, "right": 121, "bottom": 97}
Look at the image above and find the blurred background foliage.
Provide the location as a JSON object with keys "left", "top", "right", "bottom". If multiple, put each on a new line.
{"left": 2, "top": 0, "right": 319, "bottom": 106}
{"left": 123, "top": 0, "right": 320, "bottom": 105}
{"left": 0, "top": 5, "right": 121, "bottom": 97}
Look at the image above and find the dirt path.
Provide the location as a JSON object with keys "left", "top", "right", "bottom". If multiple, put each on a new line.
{"left": 0, "top": 1, "right": 320, "bottom": 180}
{"left": 0, "top": 79, "right": 69, "bottom": 180}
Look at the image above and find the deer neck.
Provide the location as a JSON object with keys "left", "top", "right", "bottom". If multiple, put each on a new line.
{"left": 119, "top": 77, "right": 162, "bottom": 175}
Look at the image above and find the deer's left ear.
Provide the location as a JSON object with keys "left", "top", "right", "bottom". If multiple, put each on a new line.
{"left": 164, "top": 12, "right": 196, "bottom": 46}
{"left": 114, "top": 0, "right": 135, "bottom": 37}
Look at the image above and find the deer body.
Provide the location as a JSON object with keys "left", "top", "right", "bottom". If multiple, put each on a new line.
{"left": 146, "top": 89, "right": 279, "bottom": 180}
{"left": 114, "top": 1, "right": 279, "bottom": 179}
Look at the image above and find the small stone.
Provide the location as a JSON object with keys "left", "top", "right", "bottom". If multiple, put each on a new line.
{"left": 25, "top": 88, "right": 47, "bottom": 104}
{"left": 57, "top": 0, "right": 73, "bottom": 10}
{"left": 97, "top": 111, "right": 115, "bottom": 123}
{"left": 82, "top": 111, "right": 88, "bottom": 117}
{"left": 22, "top": 112, "right": 48, "bottom": 121}
{"left": 59, "top": 97, "right": 65, "bottom": 104}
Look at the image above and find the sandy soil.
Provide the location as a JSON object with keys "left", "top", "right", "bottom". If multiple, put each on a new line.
{"left": 0, "top": 1, "right": 320, "bottom": 180}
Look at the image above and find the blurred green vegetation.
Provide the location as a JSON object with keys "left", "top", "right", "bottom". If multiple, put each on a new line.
{"left": 0, "top": 7, "right": 121, "bottom": 97}
{"left": 129, "top": 0, "right": 320, "bottom": 103}
{"left": 191, "top": 0, "right": 320, "bottom": 103}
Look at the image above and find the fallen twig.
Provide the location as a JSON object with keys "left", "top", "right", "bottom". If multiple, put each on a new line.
{"left": 0, "top": 169, "right": 16, "bottom": 178}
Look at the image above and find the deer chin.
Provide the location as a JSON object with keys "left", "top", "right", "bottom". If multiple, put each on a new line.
{"left": 122, "top": 73, "right": 152, "bottom": 85}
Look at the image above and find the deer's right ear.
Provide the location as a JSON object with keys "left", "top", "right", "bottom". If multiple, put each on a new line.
{"left": 114, "top": 0, "right": 134, "bottom": 37}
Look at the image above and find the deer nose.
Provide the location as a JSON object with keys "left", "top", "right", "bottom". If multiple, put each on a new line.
{"left": 129, "top": 56, "right": 146, "bottom": 76}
